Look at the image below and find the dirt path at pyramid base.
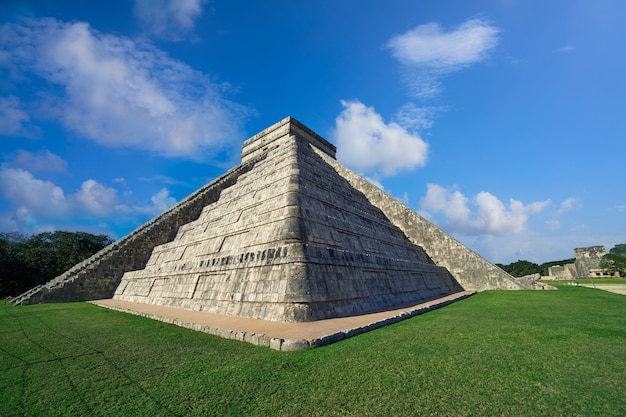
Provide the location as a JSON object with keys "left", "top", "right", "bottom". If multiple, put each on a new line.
{"left": 91, "top": 291, "right": 475, "bottom": 351}
{"left": 579, "top": 284, "right": 626, "bottom": 295}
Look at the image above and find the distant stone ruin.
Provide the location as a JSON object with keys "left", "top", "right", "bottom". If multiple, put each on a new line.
{"left": 14, "top": 117, "right": 544, "bottom": 322}
{"left": 546, "top": 246, "right": 617, "bottom": 280}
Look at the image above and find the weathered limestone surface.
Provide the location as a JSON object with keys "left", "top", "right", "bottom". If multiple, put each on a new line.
{"left": 574, "top": 246, "right": 604, "bottom": 277}
{"left": 547, "top": 264, "right": 577, "bottom": 280}
{"left": 15, "top": 116, "right": 538, "bottom": 315}
{"left": 312, "top": 148, "right": 530, "bottom": 291}
{"left": 12, "top": 158, "right": 264, "bottom": 305}
{"left": 114, "top": 118, "right": 463, "bottom": 322}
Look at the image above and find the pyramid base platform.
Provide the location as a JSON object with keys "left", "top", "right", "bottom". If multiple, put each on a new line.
{"left": 91, "top": 290, "right": 475, "bottom": 351}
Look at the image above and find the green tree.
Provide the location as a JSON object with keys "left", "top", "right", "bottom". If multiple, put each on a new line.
{"left": 0, "top": 233, "right": 32, "bottom": 297}
{"left": 0, "top": 231, "right": 113, "bottom": 298}
{"left": 599, "top": 244, "right": 626, "bottom": 276}
{"left": 496, "top": 260, "right": 541, "bottom": 277}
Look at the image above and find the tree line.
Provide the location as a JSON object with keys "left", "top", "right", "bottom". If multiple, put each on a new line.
{"left": 497, "top": 244, "right": 626, "bottom": 278}
{"left": 0, "top": 231, "right": 113, "bottom": 298}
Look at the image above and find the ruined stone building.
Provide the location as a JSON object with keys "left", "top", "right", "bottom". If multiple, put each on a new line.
{"left": 547, "top": 246, "right": 617, "bottom": 280}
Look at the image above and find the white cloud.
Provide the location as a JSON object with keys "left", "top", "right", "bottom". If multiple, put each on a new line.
{"left": 420, "top": 184, "right": 471, "bottom": 226}
{"left": 475, "top": 192, "right": 549, "bottom": 234}
{"left": 134, "top": 0, "right": 207, "bottom": 40}
{"left": 334, "top": 100, "right": 428, "bottom": 178}
{"left": 0, "top": 166, "right": 118, "bottom": 229}
{"left": 149, "top": 188, "right": 177, "bottom": 214}
{"left": 420, "top": 183, "right": 550, "bottom": 235}
{"left": 395, "top": 103, "right": 447, "bottom": 132}
{"left": 0, "top": 18, "right": 248, "bottom": 159}
{"left": 70, "top": 179, "right": 118, "bottom": 216}
{"left": 387, "top": 18, "right": 500, "bottom": 98}
{"left": 0, "top": 95, "right": 38, "bottom": 137}
{"left": 5, "top": 150, "right": 67, "bottom": 173}
{"left": 556, "top": 197, "right": 579, "bottom": 216}
{"left": 0, "top": 167, "right": 67, "bottom": 216}
{"left": 0, "top": 165, "right": 177, "bottom": 232}
{"left": 545, "top": 197, "right": 580, "bottom": 229}
{"left": 387, "top": 19, "right": 500, "bottom": 68}
{"left": 557, "top": 45, "right": 575, "bottom": 53}
{"left": 546, "top": 219, "right": 560, "bottom": 231}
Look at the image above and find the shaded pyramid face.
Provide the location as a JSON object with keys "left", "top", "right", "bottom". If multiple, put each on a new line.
{"left": 114, "top": 118, "right": 464, "bottom": 322}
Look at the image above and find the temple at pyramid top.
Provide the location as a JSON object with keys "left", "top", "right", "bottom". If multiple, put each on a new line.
{"left": 13, "top": 117, "right": 546, "bottom": 321}
{"left": 241, "top": 116, "right": 336, "bottom": 162}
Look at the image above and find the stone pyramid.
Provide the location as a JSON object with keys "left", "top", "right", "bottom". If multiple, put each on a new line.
{"left": 14, "top": 117, "right": 538, "bottom": 319}
{"left": 111, "top": 117, "right": 529, "bottom": 322}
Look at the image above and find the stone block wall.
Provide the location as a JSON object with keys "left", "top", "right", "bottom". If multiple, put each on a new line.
{"left": 12, "top": 156, "right": 265, "bottom": 305}
{"left": 242, "top": 116, "right": 336, "bottom": 162}
{"left": 114, "top": 127, "right": 464, "bottom": 322}
{"left": 312, "top": 147, "right": 530, "bottom": 291}
{"left": 547, "top": 264, "right": 576, "bottom": 280}
{"left": 574, "top": 246, "right": 604, "bottom": 278}
{"left": 114, "top": 137, "right": 308, "bottom": 320}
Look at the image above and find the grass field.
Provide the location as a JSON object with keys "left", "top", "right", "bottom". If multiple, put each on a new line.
{"left": 2, "top": 284, "right": 625, "bottom": 416}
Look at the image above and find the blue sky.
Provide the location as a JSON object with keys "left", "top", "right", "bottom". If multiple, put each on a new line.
{"left": 1, "top": 0, "right": 624, "bottom": 264}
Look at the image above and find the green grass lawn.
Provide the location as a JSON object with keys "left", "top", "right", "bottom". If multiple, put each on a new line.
{"left": 2, "top": 285, "right": 625, "bottom": 416}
